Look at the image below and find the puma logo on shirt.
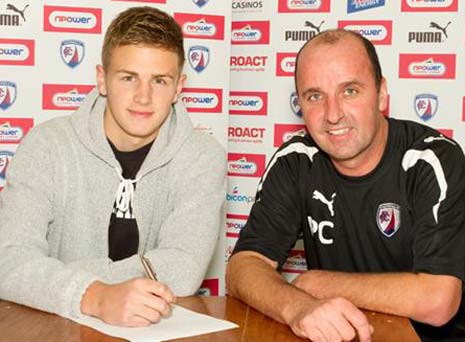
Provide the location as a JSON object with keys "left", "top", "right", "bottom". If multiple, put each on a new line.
{"left": 312, "top": 190, "right": 336, "bottom": 217}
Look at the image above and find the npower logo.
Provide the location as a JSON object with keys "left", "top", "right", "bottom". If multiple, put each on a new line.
{"left": 338, "top": 20, "right": 392, "bottom": 45}
{"left": 274, "top": 124, "right": 307, "bottom": 147}
{"left": 180, "top": 88, "right": 222, "bottom": 113}
{"left": 228, "top": 153, "right": 266, "bottom": 178}
{"left": 226, "top": 213, "right": 248, "bottom": 238}
{"left": 174, "top": 13, "right": 224, "bottom": 40}
{"left": 44, "top": 6, "right": 102, "bottom": 34}
{"left": 229, "top": 91, "right": 267, "bottom": 115}
{"left": 278, "top": 0, "right": 331, "bottom": 12}
{"left": 276, "top": 53, "right": 297, "bottom": 77}
{"left": 0, "top": 39, "right": 35, "bottom": 66}
{"left": 401, "top": 0, "right": 458, "bottom": 12}
{"left": 231, "top": 21, "right": 270, "bottom": 45}
{"left": 282, "top": 250, "right": 307, "bottom": 274}
{"left": 42, "top": 84, "right": 95, "bottom": 110}
{"left": 0, "top": 118, "right": 33, "bottom": 144}
{"left": 399, "top": 54, "right": 455, "bottom": 79}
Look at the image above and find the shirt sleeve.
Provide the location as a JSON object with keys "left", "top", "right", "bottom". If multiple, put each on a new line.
{"left": 233, "top": 141, "right": 314, "bottom": 267}
{"left": 403, "top": 140, "right": 465, "bottom": 281}
{"left": 0, "top": 127, "right": 99, "bottom": 319}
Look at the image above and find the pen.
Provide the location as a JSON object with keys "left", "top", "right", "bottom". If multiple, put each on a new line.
{"left": 141, "top": 255, "right": 175, "bottom": 311}
{"left": 140, "top": 255, "right": 158, "bottom": 281}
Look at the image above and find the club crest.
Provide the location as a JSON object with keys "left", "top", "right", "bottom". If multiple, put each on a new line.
{"left": 414, "top": 93, "right": 438, "bottom": 121}
{"left": 188, "top": 45, "right": 210, "bottom": 73}
{"left": 60, "top": 40, "right": 85, "bottom": 69}
{"left": 376, "top": 203, "right": 401, "bottom": 237}
{"left": 290, "top": 91, "right": 302, "bottom": 117}
{"left": 193, "top": 0, "right": 209, "bottom": 8}
{"left": 0, "top": 151, "right": 14, "bottom": 179}
{"left": 0, "top": 81, "right": 17, "bottom": 111}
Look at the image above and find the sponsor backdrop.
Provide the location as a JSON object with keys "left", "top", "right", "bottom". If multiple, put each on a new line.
{"left": 1, "top": 0, "right": 465, "bottom": 293}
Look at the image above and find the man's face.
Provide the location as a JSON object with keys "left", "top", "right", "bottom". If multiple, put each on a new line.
{"left": 97, "top": 44, "right": 186, "bottom": 151}
{"left": 296, "top": 36, "right": 388, "bottom": 176}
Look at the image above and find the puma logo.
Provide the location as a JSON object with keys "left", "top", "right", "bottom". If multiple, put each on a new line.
{"left": 305, "top": 20, "right": 325, "bottom": 33}
{"left": 430, "top": 21, "right": 451, "bottom": 39}
{"left": 424, "top": 135, "right": 456, "bottom": 146}
{"left": 6, "top": 4, "right": 29, "bottom": 22}
{"left": 312, "top": 190, "right": 336, "bottom": 217}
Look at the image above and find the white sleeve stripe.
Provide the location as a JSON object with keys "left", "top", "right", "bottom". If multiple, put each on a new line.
{"left": 402, "top": 149, "right": 447, "bottom": 224}
{"left": 258, "top": 142, "right": 319, "bottom": 193}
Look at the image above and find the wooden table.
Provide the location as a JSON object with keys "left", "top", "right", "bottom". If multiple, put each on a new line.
{"left": 0, "top": 296, "right": 420, "bottom": 342}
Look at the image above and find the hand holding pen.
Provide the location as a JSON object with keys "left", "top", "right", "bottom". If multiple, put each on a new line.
{"left": 80, "top": 256, "right": 175, "bottom": 327}
{"left": 140, "top": 254, "right": 176, "bottom": 307}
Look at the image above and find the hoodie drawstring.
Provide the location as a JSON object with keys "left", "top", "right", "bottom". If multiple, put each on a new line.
{"left": 114, "top": 167, "right": 141, "bottom": 213}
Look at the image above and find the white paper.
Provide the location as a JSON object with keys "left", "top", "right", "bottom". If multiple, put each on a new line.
{"left": 69, "top": 304, "right": 238, "bottom": 342}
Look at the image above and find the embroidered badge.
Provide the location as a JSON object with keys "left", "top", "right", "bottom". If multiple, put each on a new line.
{"left": 376, "top": 203, "right": 401, "bottom": 237}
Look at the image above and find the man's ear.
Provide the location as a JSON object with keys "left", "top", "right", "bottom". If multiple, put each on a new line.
{"left": 96, "top": 64, "right": 107, "bottom": 96}
{"left": 173, "top": 74, "right": 187, "bottom": 103}
{"left": 378, "top": 77, "right": 388, "bottom": 112}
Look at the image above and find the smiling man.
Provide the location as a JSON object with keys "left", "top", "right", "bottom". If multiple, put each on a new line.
{"left": 0, "top": 7, "right": 226, "bottom": 326}
{"left": 227, "top": 29, "right": 465, "bottom": 341}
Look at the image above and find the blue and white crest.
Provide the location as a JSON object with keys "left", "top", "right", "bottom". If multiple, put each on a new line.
{"left": 290, "top": 91, "right": 302, "bottom": 117}
{"left": 0, "top": 81, "right": 17, "bottom": 111}
{"left": 188, "top": 46, "right": 210, "bottom": 73}
{"left": 0, "top": 150, "right": 14, "bottom": 180}
{"left": 60, "top": 40, "right": 85, "bottom": 68}
{"left": 193, "top": 0, "right": 209, "bottom": 8}
{"left": 376, "top": 203, "right": 401, "bottom": 238}
{"left": 414, "top": 93, "right": 438, "bottom": 121}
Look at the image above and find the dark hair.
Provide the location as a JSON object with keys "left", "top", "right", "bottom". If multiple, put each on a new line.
{"left": 294, "top": 29, "right": 383, "bottom": 92}
{"left": 102, "top": 6, "right": 185, "bottom": 69}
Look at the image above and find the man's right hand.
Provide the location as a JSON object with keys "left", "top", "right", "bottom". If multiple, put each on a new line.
{"left": 81, "top": 278, "right": 175, "bottom": 327}
{"left": 286, "top": 296, "right": 373, "bottom": 342}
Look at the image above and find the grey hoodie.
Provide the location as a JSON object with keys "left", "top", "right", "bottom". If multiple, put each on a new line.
{"left": 0, "top": 89, "right": 226, "bottom": 319}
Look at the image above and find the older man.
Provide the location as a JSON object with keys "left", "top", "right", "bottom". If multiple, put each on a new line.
{"left": 227, "top": 29, "right": 464, "bottom": 342}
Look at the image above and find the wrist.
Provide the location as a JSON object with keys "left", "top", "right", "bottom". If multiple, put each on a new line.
{"left": 279, "top": 284, "right": 315, "bottom": 325}
{"left": 281, "top": 290, "right": 318, "bottom": 325}
{"left": 292, "top": 270, "right": 314, "bottom": 293}
{"left": 80, "top": 280, "right": 106, "bottom": 317}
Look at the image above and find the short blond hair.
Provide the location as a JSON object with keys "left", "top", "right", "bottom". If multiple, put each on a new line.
{"left": 102, "top": 6, "right": 185, "bottom": 69}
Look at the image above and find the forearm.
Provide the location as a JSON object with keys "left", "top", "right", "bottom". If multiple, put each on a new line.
{"left": 293, "top": 270, "right": 461, "bottom": 325}
{"left": 68, "top": 245, "right": 213, "bottom": 296}
{"left": 0, "top": 246, "right": 99, "bottom": 318}
{"left": 226, "top": 251, "right": 318, "bottom": 325}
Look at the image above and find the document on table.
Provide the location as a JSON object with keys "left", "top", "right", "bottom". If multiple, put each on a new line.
{"left": 69, "top": 304, "right": 238, "bottom": 342}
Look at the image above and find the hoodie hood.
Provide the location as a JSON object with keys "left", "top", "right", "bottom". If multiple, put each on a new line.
{"left": 70, "top": 88, "right": 194, "bottom": 176}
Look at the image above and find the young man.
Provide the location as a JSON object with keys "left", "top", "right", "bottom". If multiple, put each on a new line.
{"left": 227, "top": 29, "right": 465, "bottom": 342}
{"left": 0, "top": 7, "right": 226, "bottom": 327}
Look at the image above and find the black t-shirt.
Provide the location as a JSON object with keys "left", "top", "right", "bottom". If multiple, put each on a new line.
{"left": 233, "top": 118, "right": 465, "bottom": 340}
{"left": 108, "top": 139, "right": 153, "bottom": 261}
